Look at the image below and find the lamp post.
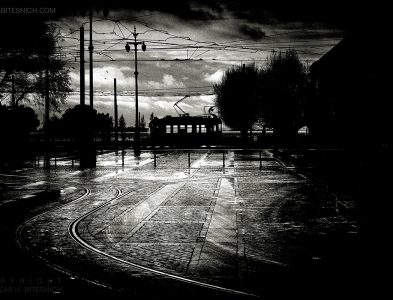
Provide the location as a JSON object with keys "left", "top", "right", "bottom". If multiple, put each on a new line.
{"left": 88, "top": 6, "right": 93, "bottom": 108}
{"left": 80, "top": 3, "right": 108, "bottom": 168}
{"left": 126, "top": 26, "right": 146, "bottom": 157}
{"left": 86, "top": 2, "right": 109, "bottom": 108}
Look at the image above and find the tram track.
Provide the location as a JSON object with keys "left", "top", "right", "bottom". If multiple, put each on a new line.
{"left": 15, "top": 186, "right": 119, "bottom": 292}
{"left": 67, "top": 153, "right": 257, "bottom": 297}
{"left": 14, "top": 151, "right": 259, "bottom": 297}
{"left": 68, "top": 185, "right": 257, "bottom": 298}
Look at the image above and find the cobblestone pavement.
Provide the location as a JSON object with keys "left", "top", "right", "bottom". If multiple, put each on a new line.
{"left": 2, "top": 149, "right": 357, "bottom": 297}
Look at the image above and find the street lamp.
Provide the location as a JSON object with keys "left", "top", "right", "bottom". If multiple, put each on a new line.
{"left": 83, "top": 2, "right": 109, "bottom": 109}
{"left": 125, "top": 26, "right": 146, "bottom": 157}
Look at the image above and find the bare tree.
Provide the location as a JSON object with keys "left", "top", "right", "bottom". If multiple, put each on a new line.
{"left": 0, "top": 22, "right": 71, "bottom": 111}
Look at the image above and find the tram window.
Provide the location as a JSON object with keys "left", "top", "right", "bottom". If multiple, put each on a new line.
{"left": 212, "top": 125, "right": 216, "bottom": 132}
{"left": 218, "top": 124, "right": 222, "bottom": 131}
{"left": 187, "top": 125, "right": 192, "bottom": 133}
{"left": 196, "top": 125, "right": 200, "bottom": 133}
{"left": 166, "top": 125, "right": 171, "bottom": 134}
{"left": 201, "top": 124, "right": 206, "bottom": 133}
{"left": 180, "top": 125, "right": 186, "bottom": 130}
{"left": 173, "top": 125, "right": 178, "bottom": 133}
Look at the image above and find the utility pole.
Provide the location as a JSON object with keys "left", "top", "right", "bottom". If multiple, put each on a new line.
{"left": 125, "top": 26, "right": 146, "bottom": 157}
{"left": 133, "top": 27, "right": 140, "bottom": 157}
{"left": 114, "top": 78, "right": 118, "bottom": 146}
{"left": 89, "top": 6, "right": 93, "bottom": 108}
{"left": 78, "top": 2, "right": 108, "bottom": 169}
{"left": 83, "top": 3, "right": 108, "bottom": 108}
{"left": 80, "top": 26, "right": 85, "bottom": 106}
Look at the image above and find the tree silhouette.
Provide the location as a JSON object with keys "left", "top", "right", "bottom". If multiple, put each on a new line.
{"left": 119, "top": 114, "right": 126, "bottom": 143}
{"left": 0, "top": 22, "right": 71, "bottom": 111}
{"left": 61, "top": 105, "right": 97, "bottom": 141}
{"left": 214, "top": 64, "right": 263, "bottom": 142}
{"left": 95, "top": 112, "right": 113, "bottom": 141}
{"left": 261, "top": 49, "right": 309, "bottom": 141}
{"left": 0, "top": 73, "right": 32, "bottom": 107}
{"left": 59, "top": 105, "right": 114, "bottom": 141}
{"left": 0, "top": 104, "right": 39, "bottom": 162}
{"left": 47, "top": 115, "right": 64, "bottom": 137}
{"left": 0, "top": 18, "right": 50, "bottom": 82}
{"left": 0, "top": 105, "right": 39, "bottom": 137}
{"left": 140, "top": 114, "right": 146, "bottom": 129}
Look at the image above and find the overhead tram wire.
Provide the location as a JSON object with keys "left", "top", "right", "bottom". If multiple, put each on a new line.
{"left": 63, "top": 57, "right": 322, "bottom": 64}
{"left": 58, "top": 21, "right": 336, "bottom": 47}
{"left": 0, "top": 87, "right": 214, "bottom": 97}
{"left": 59, "top": 15, "right": 342, "bottom": 47}
{"left": 54, "top": 17, "right": 338, "bottom": 67}
{"left": 64, "top": 85, "right": 213, "bottom": 93}
{"left": 74, "top": 19, "right": 323, "bottom": 50}
{"left": 58, "top": 41, "right": 329, "bottom": 59}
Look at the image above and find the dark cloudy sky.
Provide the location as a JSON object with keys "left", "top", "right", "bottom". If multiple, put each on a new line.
{"left": 2, "top": 0, "right": 386, "bottom": 126}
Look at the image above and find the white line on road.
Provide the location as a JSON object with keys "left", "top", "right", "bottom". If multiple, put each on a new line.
{"left": 113, "top": 182, "right": 186, "bottom": 243}
{"left": 68, "top": 186, "right": 257, "bottom": 298}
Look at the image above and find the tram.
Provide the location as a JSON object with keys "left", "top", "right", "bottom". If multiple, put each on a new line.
{"left": 149, "top": 115, "right": 222, "bottom": 146}
{"left": 149, "top": 96, "right": 223, "bottom": 146}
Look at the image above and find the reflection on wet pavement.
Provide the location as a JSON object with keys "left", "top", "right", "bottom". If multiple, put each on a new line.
{"left": 7, "top": 150, "right": 356, "bottom": 296}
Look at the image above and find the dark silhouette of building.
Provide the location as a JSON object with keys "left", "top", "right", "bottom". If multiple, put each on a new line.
{"left": 309, "top": 26, "right": 390, "bottom": 146}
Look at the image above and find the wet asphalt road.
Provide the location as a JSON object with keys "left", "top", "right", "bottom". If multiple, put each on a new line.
{"left": 0, "top": 150, "right": 363, "bottom": 298}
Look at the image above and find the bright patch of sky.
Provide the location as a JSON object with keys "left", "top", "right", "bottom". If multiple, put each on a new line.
{"left": 46, "top": 7, "right": 344, "bottom": 126}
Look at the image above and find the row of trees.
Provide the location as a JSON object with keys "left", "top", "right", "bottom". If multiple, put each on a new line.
{"left": 0, "top": 105, "right": 40, "bottom": 162}
{"left": 0, "top": 20, "right": 71, "bottom": 111}
{"left": 0, "top": 18, "right": 73, "bottom": 164}
{"left": 214, "top": 49, "right": 312, "bottom": 142}
{"left": 47, "top": 105, "right": 114, "bottom": 142}
{"left": 47, "top": 107, "right": 152, "bottom": 143}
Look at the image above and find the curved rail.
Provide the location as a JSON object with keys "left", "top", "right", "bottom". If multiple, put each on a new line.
{"left": 69, "top": 188, "right": 258, "bottom": 298}
{"left": 15, "top": 187, "right": 119, "bottom": 292}
{"left": 16, "top": 149, "right": 262, "bottom": 297}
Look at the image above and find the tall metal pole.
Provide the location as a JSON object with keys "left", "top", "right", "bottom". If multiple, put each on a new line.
{"left": 80, "top": 26, "right": 85, "bottom": 106}
{"left": 114, "top": 78, "right": 118, "bottom": 146}
{"left": 133, "top": 26, "right": 140, "bottom": 156}
{"left": 89, "top": 6, "right": 94, "bottom": 108}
